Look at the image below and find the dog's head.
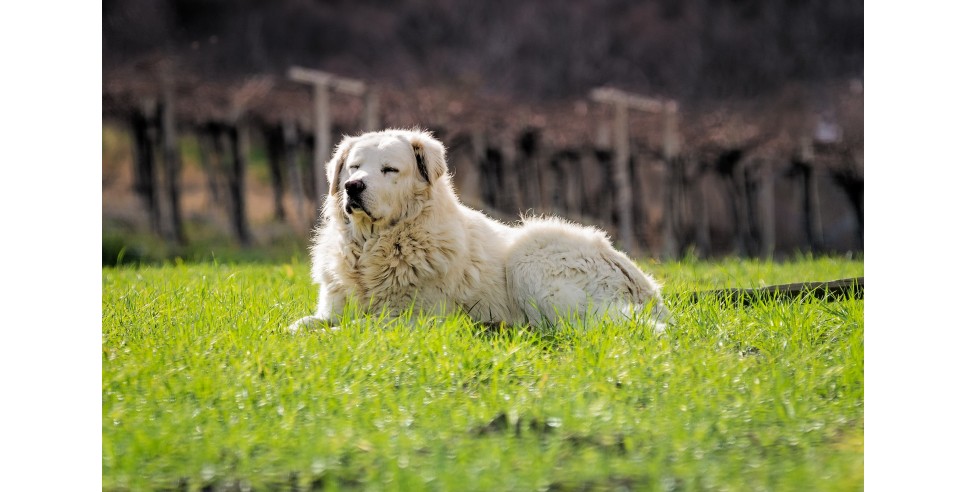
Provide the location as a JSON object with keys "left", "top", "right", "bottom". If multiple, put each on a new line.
{"left": 326, "top": 129, "right": 447, "bottom": 227}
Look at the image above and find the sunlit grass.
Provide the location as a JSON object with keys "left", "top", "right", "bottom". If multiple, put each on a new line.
{"left": 103, "top": 257, "right": 863, "bottom": 491}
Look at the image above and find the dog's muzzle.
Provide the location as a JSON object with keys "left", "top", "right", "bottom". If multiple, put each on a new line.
{"left": 344, "top": 179, "right": 368, "bottom": 215}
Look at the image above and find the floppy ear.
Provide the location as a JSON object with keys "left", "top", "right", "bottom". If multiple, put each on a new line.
{"left": 408, "top": 130, "right": 447, "bottom": 183}
{"left": 326, "top": 135, "right": 359, "bottom": 196}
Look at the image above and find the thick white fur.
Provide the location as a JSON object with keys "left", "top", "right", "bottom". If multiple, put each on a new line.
{"left": 290, "top": 129, "right": 670, "bottom": 332}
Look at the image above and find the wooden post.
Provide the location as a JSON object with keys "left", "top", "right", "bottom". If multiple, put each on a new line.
{"left": 312, "top": 83, "right": 330, "bottom": 200}
{"left": 657, "top": 158, "right": 676, "bottom": 258}
{"left": 731, "top": 168, "right": 752, "bottom": 257}
{"left": 590, "top": 88, "right": 675, "bottom": 255}
{"left": 758, "top": 162, "right": 776, "bottom": 258}
{"left": 799, "top": 136, "right": 824, "bottom": 252}
{"left": 288, "top": 67, "right": 367, "bottom": 200}
{"left": 612, "top": 102, "right": 634, "bottom": 253}
{"left": 662, "top": 101, "right": 681, "bottom": 159}
{"left": 661, "top": 101, "right": 681, "bottom": 258}
{"left": 364, "top": 89, "right": 380, "bottom": 132}
{"left": 159, "top": 74, "right": 186, "bottom": 244}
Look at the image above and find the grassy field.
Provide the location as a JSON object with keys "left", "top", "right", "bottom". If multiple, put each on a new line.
{"left": 102, "top": 256, "right": 863, "bottom": 491}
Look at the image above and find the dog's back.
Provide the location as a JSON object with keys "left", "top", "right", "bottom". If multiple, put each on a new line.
{"left": 505, "top": 217, "right": 669, "bottom": 329}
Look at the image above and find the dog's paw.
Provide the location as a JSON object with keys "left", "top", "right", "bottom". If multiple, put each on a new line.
{"left": 650, "top": 304, "right": 674, "bottom": 334}
{"left": 287, "top": 316, "right": 329, "bottom": 334}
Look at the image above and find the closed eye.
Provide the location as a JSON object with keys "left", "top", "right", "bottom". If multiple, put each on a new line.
{"left": 381, "top": 166, "right": 399, "bottom": 174}
{"left": 348, "top": 165, "right": 360, "bottom": 171}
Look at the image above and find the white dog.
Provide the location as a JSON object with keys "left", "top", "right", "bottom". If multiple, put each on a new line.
{"left": 289, "top": 129, "right": 669, "bottom": 332}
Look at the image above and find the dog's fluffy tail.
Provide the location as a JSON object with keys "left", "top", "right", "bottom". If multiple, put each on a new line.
{"left": 603, "top": 248, "right": 672, "bottom": 332}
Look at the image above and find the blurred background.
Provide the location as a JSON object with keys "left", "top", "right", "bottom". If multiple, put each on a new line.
{"left": 102, "top": 0, "right": 863, "bottom": 265}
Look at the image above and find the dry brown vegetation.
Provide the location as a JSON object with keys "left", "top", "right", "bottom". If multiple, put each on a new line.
{"left": 102, "top": 0, "right": 863, "bottom": 261}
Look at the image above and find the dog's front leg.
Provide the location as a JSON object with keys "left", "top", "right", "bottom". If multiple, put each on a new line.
{"left": 287, "top": 285, "right": 346, "bottom": 334}
{"left": 287, "top": 315, "right": 335, "bottom": 334}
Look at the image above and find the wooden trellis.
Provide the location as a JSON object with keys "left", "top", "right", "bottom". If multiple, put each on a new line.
{"left": 104, "top": 68, "right": 863, "bottom": 258}
{"left": 288, "top": 67, "right": 379, "bottom": 204}
{"left": 590, "top": 87, "right": 679, "bottom": 256}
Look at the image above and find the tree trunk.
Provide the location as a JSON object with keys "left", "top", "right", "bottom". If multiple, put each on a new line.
{"left": 833, "top": 166, "right": 863, "bottom": 250}
{"left": 131, "top": 105, "right": 162, "bottom": 236}
{"left": 265, "top": 124, "right": 287, "bottom": 221}
{"left": 482, "top": 147, "right": 502, "bottom": 211}
{"left": 283, "top": 119, "right": 306, "bottom": 233}
{"left": 159, "top": 95, "right": 186, "bottom": 245}
{"left": 563, "top": 154, "right": 582, "bottom": 217}
{"left": 196, "top": 126, "right": 222, "bottom": 208}
{"left": 227, "top": 124, "right": 252, "bottom": 246}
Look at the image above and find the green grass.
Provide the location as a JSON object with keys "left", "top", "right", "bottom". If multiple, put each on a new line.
{"left": 102, "top": 257, "right": 863, "bottom": 491}
{"left": 102, "top": 223, "right": 310, "bottom": 267}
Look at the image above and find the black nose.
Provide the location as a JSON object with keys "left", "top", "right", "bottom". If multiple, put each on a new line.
{"left": 345, "top": 179, "right": 366, "bottom": 197}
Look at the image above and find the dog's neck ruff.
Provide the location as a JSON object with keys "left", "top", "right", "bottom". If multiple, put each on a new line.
{"left": 338, "top": 199, "right": 425, "bottom": 247}
{"left": 333, "top": 183, "right": 442, "bottom": 247}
